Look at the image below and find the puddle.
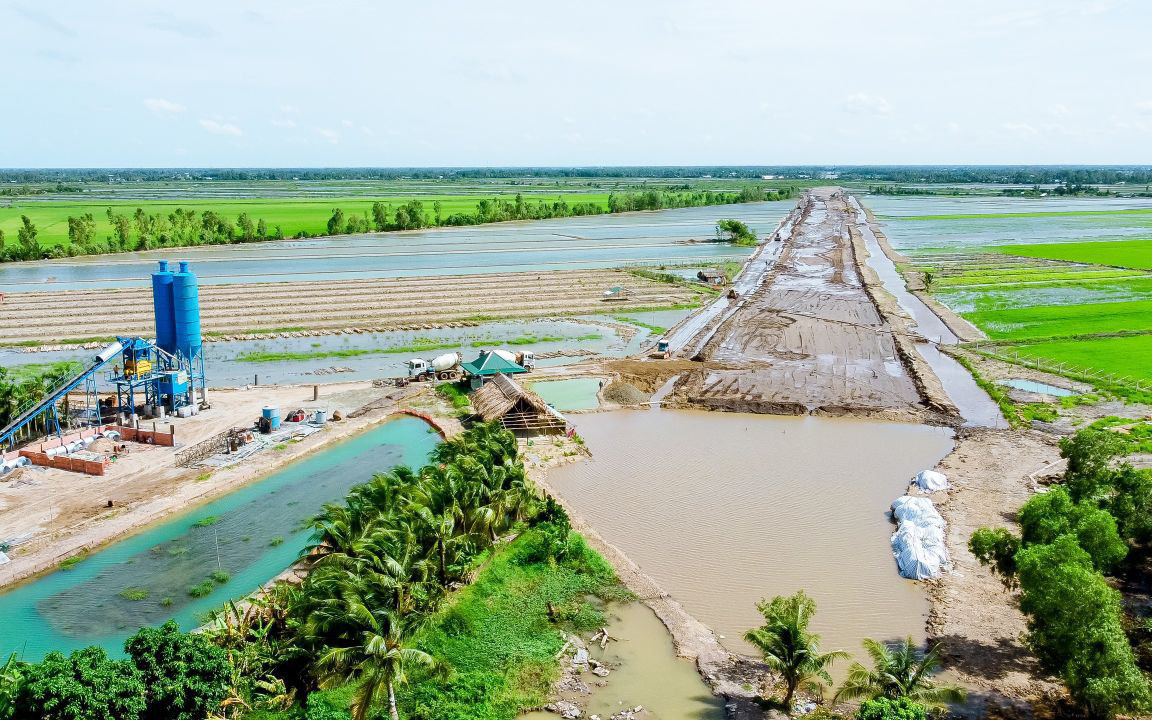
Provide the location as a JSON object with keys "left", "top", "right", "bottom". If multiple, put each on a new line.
{"left": 1000, "top": 378, "right": 1076, "bottom": 396}
{"left": 548, "top": 410, "right": 955, "bottom": 670}
{"left": 519, "top": 602, "right": 724, "bottom": 720}
{"left": 528, "top": 378, "right": 604, "bottom": 411}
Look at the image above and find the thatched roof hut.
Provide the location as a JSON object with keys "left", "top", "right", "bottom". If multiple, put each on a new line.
{"left": 470, "top": 374, "right": 568, "bottom": 435}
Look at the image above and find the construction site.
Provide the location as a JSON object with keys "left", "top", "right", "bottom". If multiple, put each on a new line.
{"left": 1, "top": 188, "right": 1145, "bottom": 719}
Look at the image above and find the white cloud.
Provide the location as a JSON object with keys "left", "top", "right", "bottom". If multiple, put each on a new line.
{"left": 1137, "top": 100, "right": 1152, "bottom": 114}
{"left": 317, "top": 128, "right": 340, "bottom": 144}
{"left": 841, "top": 92, "right": 892, "bottom": 116}
{"left": 144, "top": 97, "right": 186, "bottom": 114}
{"left": 1002, "top": 122, "right": 1039, "bottom": 138}
{"left": 271, "top": 118, "right": 297, "bottom": 128}
{"left": 279, "top": 104, "right": 300, "bottom": 115}
{"left": 199, "top": 118, "right": 243, "bottom": 136}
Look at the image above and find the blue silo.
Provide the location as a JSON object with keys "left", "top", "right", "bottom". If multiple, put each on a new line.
{"left": 150, "top": 260, "right": 176, "bottom": 353}
{"left": 172, "top": 261, "right": 202, "bottom": 360}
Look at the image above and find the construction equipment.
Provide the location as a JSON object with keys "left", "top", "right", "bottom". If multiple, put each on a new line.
{"left": 492, "top": 349, "right": 536, "bottom": 370}
{"left": 652, "top": 340, "right": 671, "bottom": 359}
{"left": 406, "top": 352, "right": 463, "bottom": 382}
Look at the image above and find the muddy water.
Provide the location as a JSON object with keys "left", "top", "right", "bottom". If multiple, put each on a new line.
{"left": 520, "top": 603, "right": 724, "bottom": 720}
{"left": 546, "top": 410, "right": 955, "bottom": 662}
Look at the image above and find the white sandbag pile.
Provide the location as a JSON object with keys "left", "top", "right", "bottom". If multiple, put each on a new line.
{"left": 890, "top": 495, "right": 950, "bottom": 580}
{"left": 912, "top": 469, "right": 948, "bottom": 491}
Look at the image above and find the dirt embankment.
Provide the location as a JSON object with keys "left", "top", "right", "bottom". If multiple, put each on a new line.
{"left": 662, "top": 188, "right": 953, "bottom": 424}
{"left": 0, "top": 268, "right": 702, "bottom": 346}
{"left": 925, "top": 428, "right": 1064, "bottom": 711}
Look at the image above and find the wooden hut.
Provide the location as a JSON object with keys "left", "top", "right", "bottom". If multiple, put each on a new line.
{"left": 469, "top": 374, "right": 568, "bottom": 435}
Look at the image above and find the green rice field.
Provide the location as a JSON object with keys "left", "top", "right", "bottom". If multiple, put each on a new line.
{"left": 1003, "top": 335, "right": 1152, "bottom": 383}
{"left": 873, "top": 195, "right": 1152, "bottom": 386}
{"left": 992, "top": 238, "right": 1152, "bottom": 270}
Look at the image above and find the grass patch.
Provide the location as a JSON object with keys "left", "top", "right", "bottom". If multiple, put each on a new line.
{"left": 436, "top": 382, "right": 471, "bottom": 413}
{"left": 210, "top": 570, "right": 231, "bottom": 584}
{"left": 269, "top": 536, "right": 285, "bottom": 547}
{"left": 273, "top": 443, "right": 288, "bottom": 451}
{"left": 58, "top": 550, "right": 89, "bottom": 570}
{"left": 613, "top": 316, "right": 668, "bottom": 335}
{"left": 991, "top": 238, "right": 1152, "bottom": 271}
{"left": 396, "top": 528, "right": 628, "bottom": 720}
{"left": 187, "top": 581, "right": 216, "bottom": 598}
{"left": 192, "top": 516, "right": 220, "bottom": 527}
{"left": 118, "top": 587, "right": 149, "bottom": 601}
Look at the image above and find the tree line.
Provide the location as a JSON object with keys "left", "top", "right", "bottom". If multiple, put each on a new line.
{"left": 0, "top": 364, "right": 83, "bottom": 449}
{"left": 970, "top": 428, "right": 1152, "bottom": 718}
{"left": 0, "top": 421, "right": 576, "bottom": 720}
{"left": 0, "top": 187, "right": 791, "bottom": 263}
{"left": 5, "top": 165, "right": 1152, "bottom": 184}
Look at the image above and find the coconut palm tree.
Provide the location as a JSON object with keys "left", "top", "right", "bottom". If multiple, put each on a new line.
{"left": 311, "top": 592, "right": 443, "bottom": 720}
{"left": 743, "top": 591, "right": 847, "bottom": 710}
{"left": 833, "top": 638, "right": 965, "bottom": 708}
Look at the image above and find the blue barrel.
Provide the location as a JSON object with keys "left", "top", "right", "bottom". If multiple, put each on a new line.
{"left": 262, "top": 406, "right": 281, "bottom": 431}
{"left": 150, "top": 261, "right": 176, "bottom": 354}
{"left": 172, "top": 261, "right": 202, "bottom": 360}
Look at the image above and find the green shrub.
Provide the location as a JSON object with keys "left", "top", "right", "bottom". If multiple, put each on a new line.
{"left": 15, "top": 647, "right": 145, "bottom": 720}
{"left": 856, "top": 697, "right": 927, "bottom": 720}
{"left": 123, "top": 621, "right": 230, "bottom": 720}
{"left": 303, "top": 695, "right": 351, "bottom": 720}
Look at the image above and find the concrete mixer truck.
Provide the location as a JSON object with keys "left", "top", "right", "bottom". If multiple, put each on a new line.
{"left": 492, "top": 349, "right": 536, "bottom": 370}
{"left": 406, "top": 352, "right": 464, "bottom": 382}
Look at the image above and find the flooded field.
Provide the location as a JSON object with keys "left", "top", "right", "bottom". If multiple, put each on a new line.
{"left": 0, "top": 313, "right": 683, "bottom": 387}
{"left": 546, "top": 410, "right": 955, "bottom": 663}
{"left": 0, "top": 416, "right": 439, "bottom": 660}
{"left": 520, "top": 602, "right": 723, "bottom": 720}
{"left": 0, "top": 202, "right": 793, "bottom": 291}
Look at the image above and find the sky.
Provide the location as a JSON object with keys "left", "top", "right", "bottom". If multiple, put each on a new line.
{"left": 2, "top": 0, "right": 1150, "bottom": 167}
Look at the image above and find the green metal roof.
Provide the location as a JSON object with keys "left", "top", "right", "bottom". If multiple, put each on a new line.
{"left": 461, "top": 350, "right": 527, "bottom": 376}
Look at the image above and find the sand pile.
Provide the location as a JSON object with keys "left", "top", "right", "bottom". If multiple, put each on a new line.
{"left": 602, "top": 382, "right": 650, "bottom": 405}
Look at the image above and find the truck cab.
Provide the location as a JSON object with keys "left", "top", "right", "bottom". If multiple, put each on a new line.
{"left": 406, "top": 358, "right": 429, "bottom": 378}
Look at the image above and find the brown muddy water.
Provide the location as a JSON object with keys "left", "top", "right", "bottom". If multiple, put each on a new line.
{"left": 547, "top": 409, "right": 955, "bottom": 664}
{"left": 521, "top": 602, "right": 724, "bottom": 720}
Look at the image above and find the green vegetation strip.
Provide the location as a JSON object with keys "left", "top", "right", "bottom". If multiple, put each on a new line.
{"left": 992, "top": 238, "right": 1152, "bottom": 271}
{"left": 397, "top": 532, "right": 626, "bottom": 718}
{"left": 963, "top": 298, "right": 1152, "bottom": 339}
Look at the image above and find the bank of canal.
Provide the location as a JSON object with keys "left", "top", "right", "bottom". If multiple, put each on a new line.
{"left": 0, "top": 415, "right": 440, "bottom": 661}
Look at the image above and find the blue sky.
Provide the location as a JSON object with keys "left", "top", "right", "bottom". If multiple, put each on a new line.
{"left": 2, "top": 0, "right": 1150, "bottom": 167}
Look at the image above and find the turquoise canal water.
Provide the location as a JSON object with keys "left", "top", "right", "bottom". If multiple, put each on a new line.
{"left": 528, "top": 377, "right": 603, "bottom": 410}
{"left": 0, "top": 416, "right": 440, "bottom": 661}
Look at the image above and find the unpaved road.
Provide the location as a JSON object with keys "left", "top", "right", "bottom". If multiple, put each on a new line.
{"left": 672, "top": 188, "right": 941, "bottom": 420}
{"left": 0, "top": 269, "right": 702, "bottom": 345}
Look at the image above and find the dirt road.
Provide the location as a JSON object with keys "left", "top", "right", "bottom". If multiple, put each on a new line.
{"left": 669, "top": 188, "right": 947, "bottom": 421}
{"left": 0, "top": 268, "right": 702, "bottom": 345}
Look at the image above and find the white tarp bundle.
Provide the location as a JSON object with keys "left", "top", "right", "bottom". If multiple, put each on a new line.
{"left": 891, "top": 495, "right": 950, "bottom": 580}
{"left": 912, "top": 470, "right": 948, "bottom": 491}
{"left": 0, "top": 551, "right": 9, "bottom": 566}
